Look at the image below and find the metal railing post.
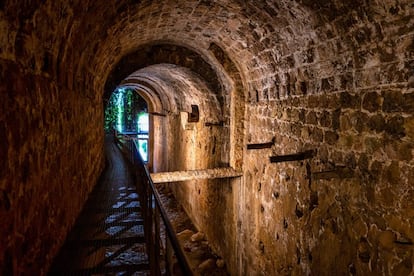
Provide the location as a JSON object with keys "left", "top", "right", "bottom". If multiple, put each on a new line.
{"left": 116, "top": 137, "right": 193, "bottom": 276}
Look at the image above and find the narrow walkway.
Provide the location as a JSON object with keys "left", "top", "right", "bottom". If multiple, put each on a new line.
{"left": 49, "top": 136, "right": 149, "bottom": 275}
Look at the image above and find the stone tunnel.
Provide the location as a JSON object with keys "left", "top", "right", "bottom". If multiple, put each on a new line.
{"left": 1, "top": 0, "right": 414, "bottom": 275}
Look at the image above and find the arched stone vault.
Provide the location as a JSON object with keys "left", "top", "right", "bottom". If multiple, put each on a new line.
{"left": 118, "top": 63, "right": 225, "bottom": 172}
{"left": 103, "top": 44, "right": 225, "bottom": 107}
{"left": 123, "top": 64, "right": 223, "bottom": 120}
{"left": 1, "top": 0, "right": 413, "bottom": 275}
{"left": 119, "top": 83, "right": 163, "bottom": 115}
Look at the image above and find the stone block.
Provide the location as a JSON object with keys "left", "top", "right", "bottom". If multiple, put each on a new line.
{"left": 324, "top": 131, "right": 339, "bottom": 145}
{"left": 340, "top": 92, "right": 360, "bottom": 109}
{"left": 319, "top": 111, "right": 332, "bottom": 128}
{"left": 362, "top": 92, "right": 382, "bottom": 112}
{"left": 382, "top": 89, "right": 404, "bottom": 112}
{"left": 378, "top": 230, "right": 395, "bottom": 249}
{"left": 306, "top": 111, "right": 318, "bottom": 125}
{"left": 339, "top": 113, "right": 353, "bottom": 131}
{"left": 385, "top": 115, "right": 405, "bottom": 139}
{"left": 310, "top": 127, "right": 324, "bottom": 143}
{"left": 367, "top": 114, "right": 386, "bottom": 133}
{"left": 404, "top": 116, "right": 414, "bottom": 139}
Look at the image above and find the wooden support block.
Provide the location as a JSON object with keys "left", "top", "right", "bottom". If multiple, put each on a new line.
{"left": 269, "top": 150, "right": 316, "bottom": 163}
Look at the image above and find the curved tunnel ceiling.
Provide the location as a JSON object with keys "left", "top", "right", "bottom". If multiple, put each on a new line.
{"left": 103, "top": 43, "right": 225, "bottom": 108}
{"left": 118, "top": 64, "right": 222, "bottom": 122}
{"left": 3, "top": 0, "right": 395, "bottom": 105}
{"left": 3, "top": 0, "right": 404, "bottom": 122}
{"left": 92, "top": 0, "right": 373, "bottom": 107}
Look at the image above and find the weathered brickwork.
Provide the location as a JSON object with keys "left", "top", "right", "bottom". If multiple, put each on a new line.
{"left": 1, "top": 1, "right": 107, "bottom": 274}
{"left": 243, "top": 91, "right": 413, "bottom": 274}
{"left": 237, "top": 0, "right": 414, "bottom": 274}
{"left": 0, "top": 60, "right": 105, "bottom": 274}
{"left": 1, "top": 0, "right": 413, "bottom": 275}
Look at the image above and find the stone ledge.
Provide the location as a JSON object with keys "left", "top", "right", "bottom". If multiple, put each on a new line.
{"left": 150, "top": 168, "right": 242, "bottom": 183}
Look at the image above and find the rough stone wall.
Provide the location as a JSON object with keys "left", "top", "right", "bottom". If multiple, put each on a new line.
{"left": 242, "top": 94, "right": 414, "bottom": 275}
{"left": 0, "top": 61, "right": 105, "bottom": 275}
{"left": 0, "top": 2, "right": 105, "bottom": 274}
{"left": 238, "top": 1, "right": 414, "bottom": 275}
{"left": 151, "top": 115, "right": 167, "bottom": 173}
{"left": 165, "top": 111, "right": 237, "bottom": 265}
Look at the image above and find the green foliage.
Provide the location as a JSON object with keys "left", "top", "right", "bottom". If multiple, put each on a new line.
{"left": 104, "top": 88, "right": 147, "bottom": 132}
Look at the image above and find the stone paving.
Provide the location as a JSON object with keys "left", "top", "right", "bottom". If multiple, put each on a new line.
{"left": 49, "top": 137, "right": 149, "bottom": 275}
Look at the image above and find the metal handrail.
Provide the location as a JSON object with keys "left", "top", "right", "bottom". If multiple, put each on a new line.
{"left": 116, "top": 137, "right": 192, "bottom": 276}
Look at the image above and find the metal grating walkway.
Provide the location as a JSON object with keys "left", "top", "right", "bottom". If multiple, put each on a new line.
{"left": 49, "top": 136, "right": 149, "bottom": 275}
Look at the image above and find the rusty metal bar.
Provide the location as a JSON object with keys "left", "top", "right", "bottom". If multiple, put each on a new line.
{"left": 204, "top": 121, "right": 224, "bottom": 126}
{"left": 247, "top": 137, "right": 275, "bottom": 150}
{"left": 247, "top": 142, "right": 274, "bottom": 149}
{"left": 149, "top": 112, "right": 167, "bottom": 117}
{"left": 269, "top": 149, "right": 316, "bottom": 163}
